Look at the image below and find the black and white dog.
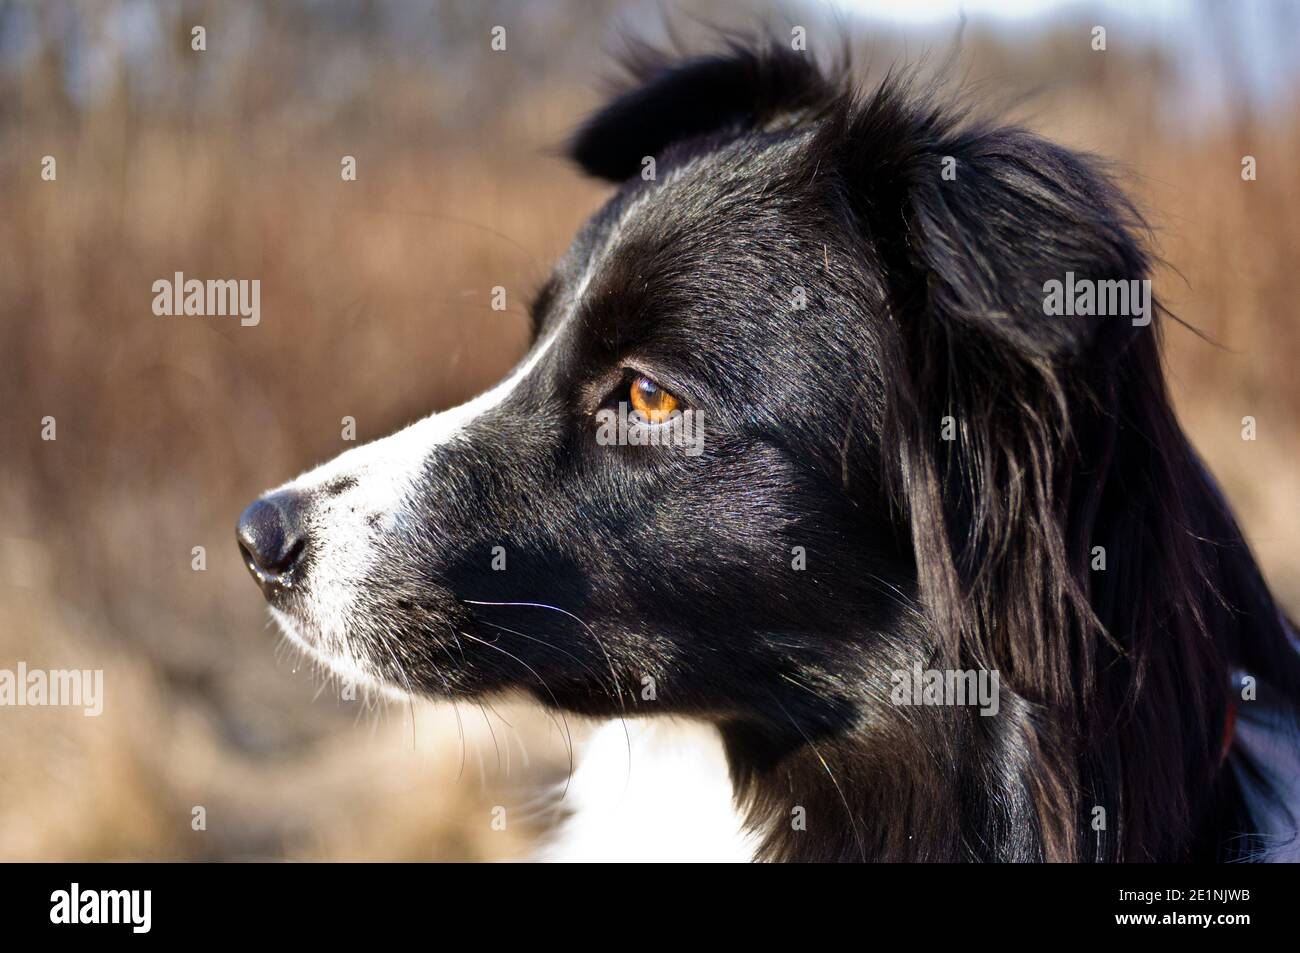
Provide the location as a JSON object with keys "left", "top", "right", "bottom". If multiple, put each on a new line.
{"left": 237, "top": 42, "right": 1300, "bottom": 862}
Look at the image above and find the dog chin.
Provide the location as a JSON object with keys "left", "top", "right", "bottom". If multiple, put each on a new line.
{"left": 268, "top": 606, "right": 410, "bottom": 702}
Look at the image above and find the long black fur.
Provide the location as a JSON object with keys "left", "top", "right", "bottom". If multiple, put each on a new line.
{"left": 561, "top": 43, "right": 1300, "bottom": 861}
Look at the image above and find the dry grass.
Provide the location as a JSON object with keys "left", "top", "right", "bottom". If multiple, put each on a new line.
{"left": 1, "top": 2, "right": 1297, "bottom": 860}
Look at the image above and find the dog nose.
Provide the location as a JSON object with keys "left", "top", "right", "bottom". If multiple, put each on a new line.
{"left": 236, "top": 491, "right": 309, "bottom": 597}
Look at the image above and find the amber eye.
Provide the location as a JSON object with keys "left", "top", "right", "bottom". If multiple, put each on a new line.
{"left": 628, "top": 375, "right": 680, "bottom": 423}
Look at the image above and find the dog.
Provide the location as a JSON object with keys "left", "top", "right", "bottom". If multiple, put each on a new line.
{"left": 237, "top": 41, "right": 1300, "bottom": 862}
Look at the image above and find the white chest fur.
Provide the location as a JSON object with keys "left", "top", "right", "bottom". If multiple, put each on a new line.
{"left": 536, "top": 719, "right": 757, "bottom": 862}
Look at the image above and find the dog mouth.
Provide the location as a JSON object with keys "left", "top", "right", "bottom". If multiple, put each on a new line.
{"left": 268, "top": 605, "right": 321, "bottom": 650}
{"left": 268, "top": 606, "right": 396, "bottom": 693}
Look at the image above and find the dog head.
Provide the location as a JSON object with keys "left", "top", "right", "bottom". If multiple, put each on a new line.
{"left": 237, "top": 43, "right": 1157, "bottom": 748}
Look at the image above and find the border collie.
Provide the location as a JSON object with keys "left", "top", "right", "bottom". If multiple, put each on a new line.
{"left": 237, "top": 41, "right": 1300, "bottom": 862}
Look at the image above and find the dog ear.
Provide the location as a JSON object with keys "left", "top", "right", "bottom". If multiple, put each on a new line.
{"left": 569, "top": 43, "right": 834, "bottom": 181}
{"left": 845, "top": 87, "right": 1252, "bottom": 862}
{"left": 833, "top": 86, "right": 1196, "bottom": 859}
{"left": 833, "top": 81, "right": 1159, "bottom": 702}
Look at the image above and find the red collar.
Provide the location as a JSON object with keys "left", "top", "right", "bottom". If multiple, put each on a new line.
{"left": 1219, "top": 697, "right": 1238, "bottom": 765}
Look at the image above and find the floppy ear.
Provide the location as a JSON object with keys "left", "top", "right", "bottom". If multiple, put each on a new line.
{"left": 834, "top": 85, "right": 1236, "bottom": 860}
{"left": 831, "top": 82, "right": 1159, "bottom": 700}
{"left": 569, "top": 43, "right": 834, "bottom": 181}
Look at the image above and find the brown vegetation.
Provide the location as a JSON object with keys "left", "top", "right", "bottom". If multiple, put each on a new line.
{"left": 1, "top": 1, "right": 1296, "bottom": 859}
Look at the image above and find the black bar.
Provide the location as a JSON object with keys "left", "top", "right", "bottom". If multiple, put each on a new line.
{"left": 1, "top": 862, "right": 1286, "bottom": 939}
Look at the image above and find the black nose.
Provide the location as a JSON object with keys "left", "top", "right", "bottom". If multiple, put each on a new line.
{"left": 236, "top": 491, "right": 309, "bottom": 598}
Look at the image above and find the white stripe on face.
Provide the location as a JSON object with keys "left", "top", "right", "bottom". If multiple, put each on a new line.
{"left": 267, "top": 323, "right": 565, "bottom": 673}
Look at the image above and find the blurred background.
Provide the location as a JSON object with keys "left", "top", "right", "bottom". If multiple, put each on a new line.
{"left": 1, "top": 0, "right": 1297, "bottom": 860}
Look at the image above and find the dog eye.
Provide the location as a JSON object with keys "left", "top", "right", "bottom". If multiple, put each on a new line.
{"left": 629, "top": 375, "right": 680, "bottom": 423}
